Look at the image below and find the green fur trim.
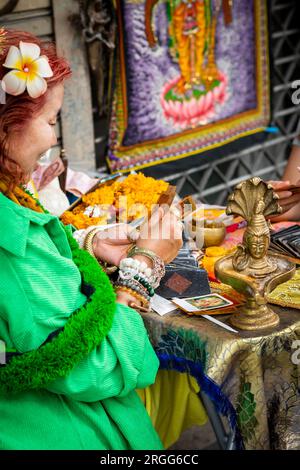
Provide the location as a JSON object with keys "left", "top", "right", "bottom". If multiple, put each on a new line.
{"left": 0, "top": 227, "right": 116, "bottom": 395}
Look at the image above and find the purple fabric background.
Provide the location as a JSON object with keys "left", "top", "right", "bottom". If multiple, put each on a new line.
{"left": 121, "top": 0, "right": 256, "bottom": 146}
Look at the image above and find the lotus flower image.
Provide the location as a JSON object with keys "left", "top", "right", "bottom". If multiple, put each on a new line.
{"left": 161, "top": 72, "right": 228, "bottom": 129}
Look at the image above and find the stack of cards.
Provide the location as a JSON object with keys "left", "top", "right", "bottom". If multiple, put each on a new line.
{"left": 270, "top": 225, "right": 300, "bottom": 259}
{"left": 172, "top": 292, "right": 242, "bottom": 316}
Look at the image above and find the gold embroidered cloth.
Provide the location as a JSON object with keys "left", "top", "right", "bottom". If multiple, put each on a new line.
{"left": 266, "top": 269, "right": 300, "bottom": 310}
{"left": 141, "top": 305, "right": 300, "bottom": 449}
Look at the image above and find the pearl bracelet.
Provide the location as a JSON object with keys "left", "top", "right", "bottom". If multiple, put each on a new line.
{"left": 127, "top": 246, "right": 165, "bottom": 289}
{"left": 119, "top": 266, "right": 155, "bottom": 285}
{"left": 119, "top": 257, "right": 153, "bottom": 279}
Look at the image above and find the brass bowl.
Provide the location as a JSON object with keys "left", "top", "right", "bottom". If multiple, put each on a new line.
{"left": 204, "top": 223, "right": 226, "bottom": 247}
{"left": 191, "top": 221, "right": 226, "bottom": 248}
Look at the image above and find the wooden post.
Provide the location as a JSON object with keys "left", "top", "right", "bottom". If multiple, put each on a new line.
{"left": 52, "top": 0, "right": 96, "bottom": 172}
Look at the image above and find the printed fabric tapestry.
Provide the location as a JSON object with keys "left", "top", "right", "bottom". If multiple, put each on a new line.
{"left": 108, "top": 0, "right": 270, "bottom": 172}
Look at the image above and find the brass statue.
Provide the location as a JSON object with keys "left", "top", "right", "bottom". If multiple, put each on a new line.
{"left": 215, "top": 177, "right": 295, "bottom": 331}
{"left": 228, "top": 179, "right": 279, "bottom": 277}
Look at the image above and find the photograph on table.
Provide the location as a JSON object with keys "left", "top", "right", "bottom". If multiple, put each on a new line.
{"left": 172, "top": 293, "right": 233, "bottom": 314}
{"left": 108, "top": 0, "right": 270, "bottom": 172}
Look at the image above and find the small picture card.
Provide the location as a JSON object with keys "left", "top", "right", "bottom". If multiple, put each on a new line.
{"left": 172, "top": 294, "right": 233, "bottom": 314}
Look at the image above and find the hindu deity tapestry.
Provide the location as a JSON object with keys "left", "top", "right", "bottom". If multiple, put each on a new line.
{"left": 108, "top": 0, "right": 270, "bottom": 172}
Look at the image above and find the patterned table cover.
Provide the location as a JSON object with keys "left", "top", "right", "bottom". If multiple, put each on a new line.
{"left": 141, "top": 304, "right": 300, "bottom": 450}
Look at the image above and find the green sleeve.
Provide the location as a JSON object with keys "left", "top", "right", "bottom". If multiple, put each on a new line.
{"left": 0, "top": 250, "right": 159, "bottom": 402}
{"left": 45, "top": 303, "right": 159, "bottom": 402}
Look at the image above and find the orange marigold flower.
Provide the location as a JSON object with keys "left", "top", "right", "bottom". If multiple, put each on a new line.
{"left": 61, "top": 173, "right": 169, "bottom": 229}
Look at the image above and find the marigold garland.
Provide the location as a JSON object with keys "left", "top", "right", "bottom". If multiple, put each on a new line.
{"left": 0, "top": 177, "right": 45, "bottom": 213}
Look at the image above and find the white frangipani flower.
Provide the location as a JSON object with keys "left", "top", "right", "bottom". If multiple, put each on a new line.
{"left": 1, "top": 41, "right": 53, "bottom": 98}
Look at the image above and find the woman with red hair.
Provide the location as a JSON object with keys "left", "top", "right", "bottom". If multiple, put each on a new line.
{"left": 0, "top": 29, "right": 186, "bottom": 450}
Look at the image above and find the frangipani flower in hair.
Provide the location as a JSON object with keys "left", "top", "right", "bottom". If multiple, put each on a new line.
{"left": 1, "top": 41, "right": 53, "bottom": 98}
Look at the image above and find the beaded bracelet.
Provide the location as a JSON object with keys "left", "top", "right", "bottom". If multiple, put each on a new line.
{"left": 119, "top": 267, "right": 153, "bottom": 283}
{"left": 115, "top": 286, "right": 149, "bottom": 308}
{"left": 119, "top": 257, "right": 156, "bottom": 293}
{"left": 133, "top": 275, "right": 155, "bottom": 297}
{"left": 119, "top": 258, "right": 154, "bottom": 282}
{"left": 127, "top": 246, "right": 165, "bottom": 288}
{"left": 118, "top": 266, "right": 155, "bottom": 288}
{"left": 118, "top": 270, "right": 154, "bottom": 297}
{"left": 115, "top": 278, "right": 151, "bottom": 302}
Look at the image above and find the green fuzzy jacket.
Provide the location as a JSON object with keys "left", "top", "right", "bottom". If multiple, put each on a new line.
{"left": 0, "top": 192, "right": 163, "bottom": 450}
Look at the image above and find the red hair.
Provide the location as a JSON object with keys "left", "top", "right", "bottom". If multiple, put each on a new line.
{"left": 0, "top": 29, "right": 72, "bottom": 184}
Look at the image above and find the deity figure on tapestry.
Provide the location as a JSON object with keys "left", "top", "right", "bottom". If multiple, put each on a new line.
{"left": 145, "top": 0, "right": 233, "bottom": 128}
{"left": 108, "top": 0, "right": 269, "bottom": 173}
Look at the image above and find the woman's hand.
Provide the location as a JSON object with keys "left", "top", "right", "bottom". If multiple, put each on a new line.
{"left": 268, "top": 180, "right": 300, "bottom": 221}
{"left": 136, "top": 206, "right": 183, "bottom": 264}
{"left": 92, "top": 224, "right": 139, "bottom": 266}
{"left": 92, "top": 206, "right": 183, "bottom": 267}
